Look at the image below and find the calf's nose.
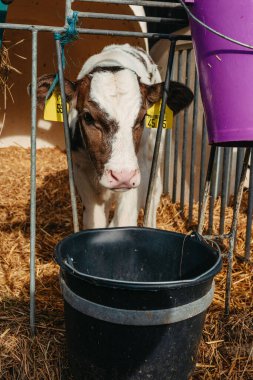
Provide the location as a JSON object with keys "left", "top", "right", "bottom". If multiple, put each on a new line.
{"left": 108, "top": 169, "right": 140, "bottom": 189}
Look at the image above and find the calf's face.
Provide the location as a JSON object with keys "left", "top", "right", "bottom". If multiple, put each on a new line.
{"left": 76, "top": 69, "right": 145, "bottom": 190}
{"left": 34, "top": 69, "right": 193, "bottom": 191}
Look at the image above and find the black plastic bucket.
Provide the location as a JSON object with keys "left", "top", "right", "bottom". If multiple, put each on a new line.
{"left": 55, "top": 227, "right": 222, "bottom": 380}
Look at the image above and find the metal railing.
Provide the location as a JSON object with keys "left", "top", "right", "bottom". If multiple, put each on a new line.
{"left": 0, "top": 0, "right": 251, "bottom": 333}
{"left": 167, "top": 46, "right": 252, "bottom": 253}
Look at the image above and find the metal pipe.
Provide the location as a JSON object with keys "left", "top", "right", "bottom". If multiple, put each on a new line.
{"left": 198, "top": 145, "right": 217, "bottom": 234}
{"left": 163, "top": 129, "right": 172, "bottom": 195}
{"left": 163, "top": 61, "right": 176, "bottom": 194}
{"left": 56, "top": 39, "right": 79, "bottom": 233}
{"left": 76, "top": 0, "right": 182, "bottom": 7}
{"left": 212, "top": 147, "right": 221, "bottom": 199}
{"left": 65, "top": 0, "right": 73, "bottom": 24}
{"left": 77, "top": 12, "right": 186, "bottom": 24}
{"left": 30, "top": 29, "right": 38, "bottom": 336}
{"left": 144, "top": 41, "right": 176, "bottom": 226}
{"left": 0, "top": 22, "right": 192, "bottom": 40}
{"left": 208, "top": 150, "right": 219, "bottom": 235}
{"left": 225, "top": 148, "right": 251, "bottom": 315}
{"left": 227, "top": 148, "right": 234, "bottom": 206}
{"left": 231, "top": 148, "right": 245, "bottom": 251}
{"left": 245, "top": 148, "right": 253, "bottom": 260}
{"left": 188, "top": 67, "right": 199, "bottom": 224}
{"left": 198, "top": 115, "right": 207, "bottom": 222}
{"left": 172, "top": 50, "right": 183, "bottom": 203}
{"left": 220, "top": 148, "right": 230, "bottom": 235}
{"left": 234, "top": 147, "right": 245, "bottom": 197}
{"left": 180, "top": 49, "right": 192, "bottom": 211}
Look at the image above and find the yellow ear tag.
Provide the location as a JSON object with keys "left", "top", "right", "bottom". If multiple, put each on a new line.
{"left": 44, "top": 90, "right": 69, "bottom": 122}
{"left": 146, "top": 100, "right": 173, "bottom": 129}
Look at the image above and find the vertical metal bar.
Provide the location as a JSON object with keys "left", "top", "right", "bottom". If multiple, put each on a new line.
{"left": 208, "top": 151, "right": 219, "bottom": 235}
{"left": 225, "top": 148, "right": 251, "bottom": 315}
{"left": 213, "top": 147, "right": 221, "bottom": 200}
{"left": 198, "top": 114, "right": 207, "bottom": 222}
{"left": 0, "top": 2, "right": 8, "bottom": 48}
{"left": 231, "top": 148, "right": 245, "bottom": 249}
{"left": 163, "top": 62, "right": 175, "bottom": 194}
{"left": 172, "top": 50, "right": 183, "bottom": 203}
{"left": 189, "top": 66, "right": 199, "bottom": 224}
{"left": 234, "top": 147, "right": 245, "bottom": 197}
{"left": 220, "top": 147, "right": 230, "bottom": 235}
{"left": 163, "top": 129, "right": 172, "bottom": 194}
{"left": 56, "top": 39, "right": 79, "bottom": 233}
{"left": 226, "top": 148, "right": 233, "bottom": 206}
{"left": 65, "top": 0, "right": 73, "bottom": 24}
{"left": 198, "top": 145, "right": 217, "bottom": 234}
{"left": 144, "top": 40, "right": 176, "bottom": 226}
{"left": 180, "top": 49, "right": 192, "bottom": 211}
{"left": 30, "top": 29, "right": 38, "bottom": 336}
{"left": 245, "top": 148, "right": 253, "bottom": 260}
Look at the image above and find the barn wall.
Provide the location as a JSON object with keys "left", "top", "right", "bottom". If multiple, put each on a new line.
{"left": 0, "top": 0, "right": 146, "bottom": 149}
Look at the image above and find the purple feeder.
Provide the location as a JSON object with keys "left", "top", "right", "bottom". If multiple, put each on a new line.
{"left": 184, "top": 0, "right": 253, "bottom": 146}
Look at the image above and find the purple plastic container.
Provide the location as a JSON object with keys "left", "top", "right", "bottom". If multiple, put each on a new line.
{"left": 185, "top": 0, "right": 253, "bottom": 146}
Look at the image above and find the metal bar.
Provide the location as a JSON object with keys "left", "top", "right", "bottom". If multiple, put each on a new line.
{"left": 163, "top": 60, "right": 176, "bottom": 194}
{"left": 225, "top": 148, "right": 251, "bottom": 315}
{"left": 0, "top": 22, "right": 192, "bottom": 41}
{"left": 220, "top": 148, "right": 230, "bottom": 235}
{"left": 231, "top": 148, "right": 245, "bottom": 250}
{"left": 163, "top": 129, "right": 172, "bottom": 194}
{"left": 188, "top": 67, "right": 198, "bottom": 224}
{"left": 198, "top": 145, "right": 217, "bottom": 234}
{"left": 77, "top": 12, "right": 186, "bottom": 24}
{"left": 144, "top": 41, "right": 176, "bottom": 226}
{"left": 180, "top": 49, "right": 192, "bottom": 211}
{"left": 0, "top": 1, "right": 8, "bottom": 48}
{"left": 76, "top": 0, "right": 182, "bottom": 8}
{"left": 172, "top": 50, "right": 183, "bottom": 203}
{"left": 245, "top": 148, "right": 253, "bottom": 260}
{"left": 208, "top": 150, "right": 219, "bottom": 235}
{"left": 56, "top": 39, "right": 79, "bottom": 233}
{"left": 215, "top": 147, "right": 222, "bottom": 199}
{"left": 200, "top": 233, "right": 231, "bottom": 241}
{"left": 172, "top": 115, "right": 180, "bottom": 202}
{"left": 227, "top": 148, "right": 234, "bottom": 206}
{"left": 65, "top": 0, "right": 73, "bottom": 24}
{"left": 234, "top": 147, "right": 245, "bottom": 197}
{"left": 30, "top": 29, "right": 38, "bottom": 336}
{"left": 198, "top": 115, "right": 207, "bottom": 222}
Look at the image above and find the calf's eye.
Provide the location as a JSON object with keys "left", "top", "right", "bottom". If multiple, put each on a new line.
{"left": 83, "top": 112, "right": 94, "bottom": 125}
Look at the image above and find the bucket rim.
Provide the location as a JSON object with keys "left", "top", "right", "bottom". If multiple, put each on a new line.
{"left": 54, "top": 227, "right": 222, "bottom": 290}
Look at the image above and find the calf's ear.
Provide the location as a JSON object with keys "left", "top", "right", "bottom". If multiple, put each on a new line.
{"left": 146, "top": 81, "right": 194, "bottom": 115}
{"left": 27, "top": 74, "right": 76, "bottom": 110}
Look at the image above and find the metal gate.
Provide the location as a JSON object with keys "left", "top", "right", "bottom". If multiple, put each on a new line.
{"left": 0, "top": 0, "right": 252, "bottom": 335}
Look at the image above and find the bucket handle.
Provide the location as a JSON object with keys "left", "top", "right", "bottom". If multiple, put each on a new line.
{"left": 190, "top": 232, "right": 221, "bottom": 254}
{"left": 179, "top": 0, "right": 253, "bottom": 50}
{"left": 179, "top": 232, "right": 221, "bottom": 280}
{"left": 62, "top": 256, "right": 221, "bottom": 287}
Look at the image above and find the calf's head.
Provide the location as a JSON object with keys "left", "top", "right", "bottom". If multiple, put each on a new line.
{"left": 34, "top": 68, "right": 193, "bottom": 191}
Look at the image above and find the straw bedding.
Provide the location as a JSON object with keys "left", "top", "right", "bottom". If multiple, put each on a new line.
{"left": 0, "top": 147, "right": 252, "bottom": 380}
{"left": 0, "top": 40, "right": 25, "bottom": 133}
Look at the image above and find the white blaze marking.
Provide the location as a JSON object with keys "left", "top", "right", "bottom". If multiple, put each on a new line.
{"left": 90, "top": 70, "right": 142, "bottom": 173}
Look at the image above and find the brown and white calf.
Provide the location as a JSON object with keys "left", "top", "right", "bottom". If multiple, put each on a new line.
{"left": 35, "top": 44, "right": 193, "bottom": 229}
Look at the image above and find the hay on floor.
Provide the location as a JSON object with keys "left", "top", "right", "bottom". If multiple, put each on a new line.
{"left": 0, "top": 147, "right": 252, "bottom": 380}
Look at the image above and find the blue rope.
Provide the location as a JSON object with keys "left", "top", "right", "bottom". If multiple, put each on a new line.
{"left": 46, "top": 11, "right": 79, "bottom": 101}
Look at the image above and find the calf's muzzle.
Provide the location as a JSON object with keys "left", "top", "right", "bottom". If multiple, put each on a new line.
{"left": 105, "top": 169, "right": 141, "bottom": 190}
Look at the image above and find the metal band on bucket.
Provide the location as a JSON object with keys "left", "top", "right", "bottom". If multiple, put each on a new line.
{"left": 60, "top": 277, "right": 214, "bottom": 326}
